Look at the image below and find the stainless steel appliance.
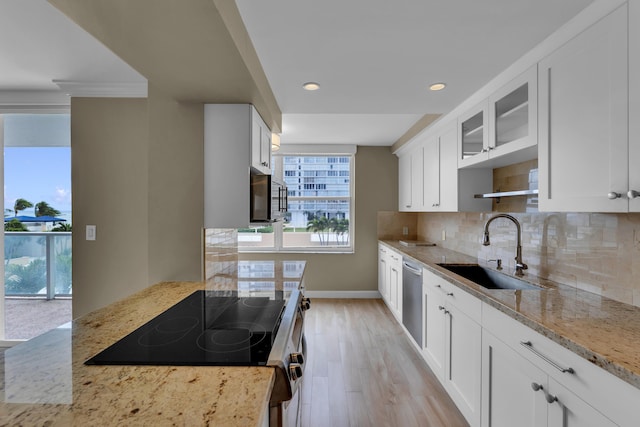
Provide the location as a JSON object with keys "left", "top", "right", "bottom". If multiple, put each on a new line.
{"left": 85, "top": 288, "right": 309, "bottom": 427}
{"left": 402, "top": 258, "right": 423, "bottom": 347}
{"left": 250, "top": 173, "right": 288, "bottom": 223}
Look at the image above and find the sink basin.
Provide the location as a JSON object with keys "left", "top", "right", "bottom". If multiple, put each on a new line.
{"left": 437, "top": 264, "right": 543, "bottom": 290}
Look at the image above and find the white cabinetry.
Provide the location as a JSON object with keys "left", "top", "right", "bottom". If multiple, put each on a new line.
{"left": 378, "top": 244, "right": 390, "bottom": 303}
{"left": 422, "top": 269, "right": 482, "bottom": 426}
{"left": 378, "top": 244, "right": 403, "bottom": 321}
{"left": 398, "top": 145, "right": 423, "bottom": 211}
{"left": 398, "top": 121, "right": 491, "bottom": 213}
{"left": 251, "top": 111, "right": 272, "bottom": 174}
{"left": 482, "top": 303, "right": 639, "bottom": 427}
{"left": 204, "top": 104, "right": 272, "bottom": 227}
{"left": 387, "top": 249, "right": 403, "bottom": 321}
{"left": 538, "top": 5, "right": 629, "bottom": 212}
{"left": 458, "top": 65, "right": 537, "bottom": 169}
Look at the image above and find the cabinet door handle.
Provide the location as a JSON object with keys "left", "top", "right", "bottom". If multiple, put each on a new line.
{"left": 446, "top": 292, "right": 454, "bottom": 297}
{"left": 438, "top": 305, "right": 445, "bottom": 311}
{"left": 628, "top": 190, "right": 640, "bottom": 199}
{"left": 531, "top": 382, "right": 543, "bottom": 392}
{"left": 607, "top": 192, "right": 622, "bottom": 200}
{"left": 545, "top": 393, "right": 558, "bottom": 404}
{"left": 520, "top": 341, "right": 575, "bottom": 374}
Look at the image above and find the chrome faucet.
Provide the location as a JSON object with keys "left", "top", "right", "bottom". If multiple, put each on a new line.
{"left": 482, "top": 214, "right": 528, "bottom": 277}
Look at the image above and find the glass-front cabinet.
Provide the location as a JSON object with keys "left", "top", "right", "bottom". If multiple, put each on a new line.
{"left": 458, "top": 65, "right": 538, "bottom": 168}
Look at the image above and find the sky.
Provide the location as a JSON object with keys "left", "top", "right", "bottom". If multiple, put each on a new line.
{"left": 4, "top": 147, "right": 72, "bottom": 216}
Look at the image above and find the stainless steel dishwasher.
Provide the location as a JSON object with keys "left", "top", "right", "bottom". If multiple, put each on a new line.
{"left": 402, "top": 258, "right": 423, "bottom": 347}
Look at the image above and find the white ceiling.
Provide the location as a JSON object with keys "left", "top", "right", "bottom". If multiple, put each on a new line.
{"left": 0, "top": 0, "right": 145, "bottom": 96}
{"left": 0, "top": 0, "right": 594, "bottom": 146}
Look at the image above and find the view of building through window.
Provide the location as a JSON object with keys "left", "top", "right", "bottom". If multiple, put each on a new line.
{"left": 239, "top": 154, "right": 354, "bottom": 251}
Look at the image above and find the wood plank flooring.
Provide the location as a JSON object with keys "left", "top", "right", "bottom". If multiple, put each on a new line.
{"left": 299, "top": 299, "right": 468, "bottom": 427}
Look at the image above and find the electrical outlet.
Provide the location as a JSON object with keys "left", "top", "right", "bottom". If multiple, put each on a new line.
{"left": 402, "top": 226, "right": 409, "bottom": 236}
{"left": 441, "top": 229, "right": 446, "bottom": 241}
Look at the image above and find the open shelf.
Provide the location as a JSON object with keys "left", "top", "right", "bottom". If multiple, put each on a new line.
{"left": 474, "top": 189, "right": 538, "bottom": 199}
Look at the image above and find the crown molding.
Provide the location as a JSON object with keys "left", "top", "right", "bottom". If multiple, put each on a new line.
{"left": 53, "top": 80, "right": 148, "bottom": 98}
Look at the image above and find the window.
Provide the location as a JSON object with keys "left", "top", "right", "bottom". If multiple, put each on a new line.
{"left": 239, "top": 148, "right": 355, "bottom": 253}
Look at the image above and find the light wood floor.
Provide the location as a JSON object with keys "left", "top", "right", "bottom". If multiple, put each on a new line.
{"left": 299, "top": 299, "right": 469, "bottom": 427}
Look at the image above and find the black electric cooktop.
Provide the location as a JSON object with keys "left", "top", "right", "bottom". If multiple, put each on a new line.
{"left": 85, "top": 290, "right": 286, "bottom": 366}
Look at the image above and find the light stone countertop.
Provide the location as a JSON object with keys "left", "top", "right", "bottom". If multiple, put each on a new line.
{"left": 381, "top": 240, "right": 640, "bottom": 390}
{"left": 1, "top": 260, "right": 306, "bottom": 427}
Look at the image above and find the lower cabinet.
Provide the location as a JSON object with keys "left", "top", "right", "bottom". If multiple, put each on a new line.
{"left": 423, "top": 269, "right": 482, "bottom": 426}
{"left": 378, "top": 244, "right": 402, "bottom": 322}
{"left": 481, "top": 329, "right": 548, "bottom": 427}
{"left": 482, "top": 303, "right": 639, "bottom": 427}
{"left": 378, "top": 245, "right": 390, "bottom": 303}
{"left": 378, "top": 247, "right": 640, "bottom": 427}
{"left": 387, "top": 250, "right": 402, "bottom": 321}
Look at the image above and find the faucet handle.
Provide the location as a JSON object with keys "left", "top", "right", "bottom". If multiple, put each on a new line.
{"left": 488, "top": 259, "right": 503, "bottom": 270}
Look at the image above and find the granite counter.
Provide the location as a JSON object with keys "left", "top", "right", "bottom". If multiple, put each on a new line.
{"left": 380, "top": 240, "right": 640, "bottom": 390}
{"left": 1, "top": 260, "right": 306, "bottom": 426}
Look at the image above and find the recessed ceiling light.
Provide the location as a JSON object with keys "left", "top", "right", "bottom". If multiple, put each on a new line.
{"left": 303, "top": 82, "right": 320, "bottom": 91}
{"left": 429, "top": 82, "right": 446, "bottom": 91}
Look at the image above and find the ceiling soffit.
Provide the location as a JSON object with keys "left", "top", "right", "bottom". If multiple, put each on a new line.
{"left": 47, "top": 0, "right": 281, "bottom": 132}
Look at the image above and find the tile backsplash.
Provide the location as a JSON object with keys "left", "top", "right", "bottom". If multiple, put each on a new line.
{"left": 408, "top": 211, "right": 640, "bottom": 307}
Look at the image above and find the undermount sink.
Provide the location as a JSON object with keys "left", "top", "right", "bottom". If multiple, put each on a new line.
{"left": 437, "top": 264, "right": 543, "bottom": 290}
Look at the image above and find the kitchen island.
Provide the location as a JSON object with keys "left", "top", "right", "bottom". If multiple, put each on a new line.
{"left": 1, "top": 260, "right": 306, "bottom": 426}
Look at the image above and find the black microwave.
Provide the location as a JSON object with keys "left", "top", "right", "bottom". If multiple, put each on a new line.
{"left": 250, "top": 173, "right": 288, "bottom": 223}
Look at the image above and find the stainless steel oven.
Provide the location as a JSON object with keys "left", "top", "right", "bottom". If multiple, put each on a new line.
{"left": 268, "top": 289, "right": 309, "bottom": 427}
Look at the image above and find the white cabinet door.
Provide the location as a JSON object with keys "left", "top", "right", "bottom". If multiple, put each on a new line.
{"left": 423, "top": 135, "right": 440, "bottom": 209}
{"left": 482, "top": 330, "right": 547, "bottom": 427}
{"left": 422, "top": 275, "right": 446, "bottom": 380}
{"left": 446, "top": 303, "right": 482, "bottom": 426}
{"left": 398, "top": 152, "right": 412, "bottom": 211}
{"left": 250, "top": 108, "right": 271, "bottom": 174}
{"left": 387, "top": 250, "right": 403, "bottom": 320}
{"left": 458, "top": 66, "right": 537, "bottom": 170}
{"left": 378, "top": 245, "right": 390, "bottom": 303}
{"left": 487, "top": 65, "right": 537, "bottom": 164}
{"left": 439, "top": 123, "right": 460, "bottom": 211}
{"left": 410, "top": 145, "right": 424, "bottom": 211}
{"left": 538, "top": 5, "right": 628, "bottom": 212}
{"left": 546, "top": 378, "right": 617, "bottom": 427}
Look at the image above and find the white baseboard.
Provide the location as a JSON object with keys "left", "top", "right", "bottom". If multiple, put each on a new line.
{"left": 303, "top": 290, "right": 381, "bottom": 299}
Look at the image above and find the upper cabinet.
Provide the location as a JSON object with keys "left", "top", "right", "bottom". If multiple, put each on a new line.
{"left": 538, "top": 4, "right": 629, "bottom": 212}
{"left": 398, "top": 144, "right": 424, "bottom": 211}
{"left": 399, "top": 121, "right": 491, "bottom": 213}
{"left": 459, "top": 66, "right": 538, "bottom": 169}
{"left": 251, "top": 109, "right": 272, "bottom": 174}
{"left": 204, "top": 104, "right": 271, "bottom": 228}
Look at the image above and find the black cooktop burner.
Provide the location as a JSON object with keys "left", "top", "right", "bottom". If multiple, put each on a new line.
{"left": 85, "top": 291, "right": 286, "bottom": 366}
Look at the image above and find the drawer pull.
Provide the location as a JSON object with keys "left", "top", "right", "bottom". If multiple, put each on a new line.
{"left": 520, "top": 341, "right": 575, "bottom": 374}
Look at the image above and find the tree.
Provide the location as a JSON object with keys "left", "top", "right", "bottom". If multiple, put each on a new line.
{"left": 13, "top": 198, "right": 33, "bottom": 217}
{"left": 5, "top": 218, "right": 28, "bottom": 232}
{"left": 52, "top": 223, "right": 72, "bottom": 232}
{"left": 4, "top": 208, "right": 13, "bottom": 217}
{"left": 306, "top": 212, "right": 329, "bottom": 245}
{"left": 35, "top": 201, "right": 61, "bottom": 217}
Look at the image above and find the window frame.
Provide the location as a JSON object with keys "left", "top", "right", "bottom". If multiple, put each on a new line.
{"left": 239, "top": 146, "right": 356, "bottom": 254}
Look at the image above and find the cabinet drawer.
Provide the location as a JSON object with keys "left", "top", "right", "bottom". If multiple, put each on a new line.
{"left": 428, "top": 271, "right": 481, "bottom": 323}
{"left": 482, "top": 303, "right": 640, "bottom": 426}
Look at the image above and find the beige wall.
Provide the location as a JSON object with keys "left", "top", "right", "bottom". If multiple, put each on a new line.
{"left": 242, "top": 146, "right": 398, "bottom": 292}
{"left": 71, "top": 97, "right": 150, "bottom": 316}
{"left": 146, "top": 85, "right": 204, "bottom": 285}
{"left": 71, "top": 88, "right": 203, "bottom": 317}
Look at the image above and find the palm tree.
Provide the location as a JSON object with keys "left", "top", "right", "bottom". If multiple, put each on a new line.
{"left": 4, "top": 208, "right": 13, "bottom": 217}
{"left": 306, "top": 213, "right": 329, "bottom": 245}
{"left": 52, "top": 223, "right": 72, "bottom": 232}
{"left": 13, "top": 198, "right": 33, "bottom": 217}
{"left": 35, "top": 201, "right": 61, "bottom": 217}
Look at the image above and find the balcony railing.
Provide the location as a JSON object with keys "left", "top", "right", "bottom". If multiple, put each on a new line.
{"left": 4, "top": 232, "right": 72, "bottom": 299}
